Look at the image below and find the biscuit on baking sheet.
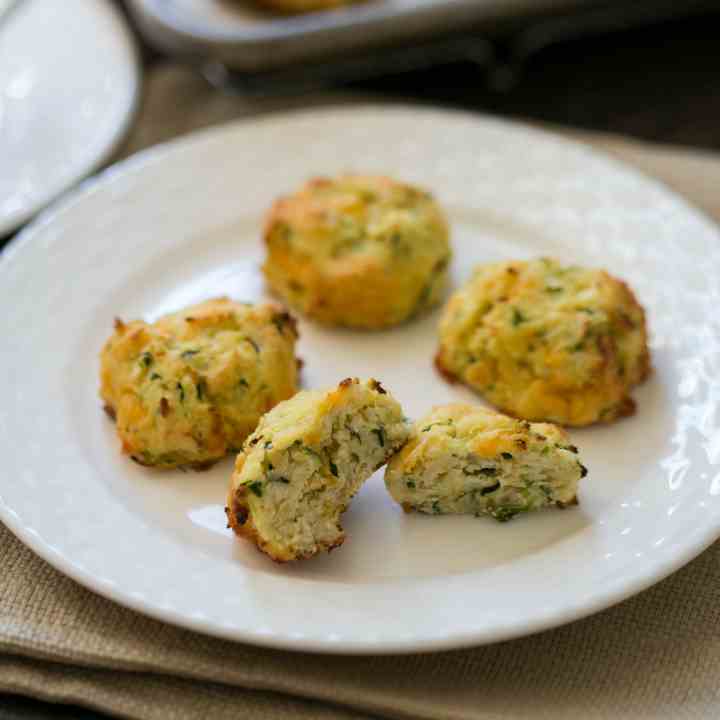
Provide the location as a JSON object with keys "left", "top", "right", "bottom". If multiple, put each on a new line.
{"left": 226, "top": 378, "right": 409, "bottom": 561}
{"left": 263, "top": 174, "right": 451, "bottom": 329}
{"left": 100, "top": 298, "right": 299, "bottom": 469}
{"left": 385, "top": 404, "right": 585, "bottom": 522}
{"left": 253, "top": 0, "right": 361, "bottom": 13}
{"left": 435, "top": 258, "right": 651, "bottom": 426}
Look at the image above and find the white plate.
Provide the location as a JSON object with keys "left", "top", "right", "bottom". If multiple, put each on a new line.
{"left": 0, "top": 0, "right": 140, "bottom": 236}
{"left": 2, "top": 105, "right": 719, "bottom": 654}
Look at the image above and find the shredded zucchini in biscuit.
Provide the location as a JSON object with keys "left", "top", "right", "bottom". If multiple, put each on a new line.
{"left": 226, "top": 378, "right": 409, "bottom": 562}
{"left": 436, "top": 258, "right": 651, "bottom": 426}
{"left": 263, "top": 174, "right": 451, "bottom": 329}
{"left": 385, "top": 404, "right": 585, "bottom": 521}
{"left": 100, "top": 298, "right": 299, "bottom": 469}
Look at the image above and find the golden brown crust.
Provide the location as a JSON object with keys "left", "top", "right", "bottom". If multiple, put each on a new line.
{"left": 436, "top": 259, "right": 651, "bottom": 426}
{"left": 263, "top": 174, "right": 451, "bottom": 329}
{"left": 226, "top": 486, "right": 263, "bottom": 551}
{"left": 100, "top": 298, "right": 299, "bottom": 469}
{"left": 368, "top": 378, "right": 387, "bottom": 394}
{"left": 433, "top": 351, "right": 458, "bottom": 385}
{"left": 556, "top": 496, "right": 579, "bottom": 509}
{"left": 131, "top": 453, "right": 219, "bottom": 472}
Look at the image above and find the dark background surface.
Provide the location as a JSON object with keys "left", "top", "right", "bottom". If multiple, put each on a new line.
{"left": 353, "top": 5, "right": 720, "bottom": 150}
{"left": 374, "top": 28, "right": 719, "bottom": 148}
{"left": 3, "top": 3, "right": 720, "bottom": 718}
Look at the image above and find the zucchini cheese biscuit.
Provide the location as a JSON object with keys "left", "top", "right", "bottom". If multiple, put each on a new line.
{"left": 436, "top": 258, "right": 651, "bottom": 426}
{"left": 263, "top": 174, "right": 451, "bottom": 329}
{"left": 100, "top": 298, "right": 299, "bottom": 469}
{"left": 385, "top": 404, "right": 585, "bottom": 522}
{"left": 226, "top": 378, "right": 409, "bottom": 562}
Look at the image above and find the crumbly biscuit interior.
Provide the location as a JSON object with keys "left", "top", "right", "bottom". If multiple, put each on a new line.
{"left": 385, "top": 405, "right": 584, "bottom": 522}
{"left": 231, "top": 382, "right": 408, "bottom": 560}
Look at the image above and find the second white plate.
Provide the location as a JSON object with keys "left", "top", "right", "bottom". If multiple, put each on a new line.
{"left": 1, "top": 105, "right": 719, "bottom": 653}
{"left": 0, "top": 0, "right": 139, "bottom": 235}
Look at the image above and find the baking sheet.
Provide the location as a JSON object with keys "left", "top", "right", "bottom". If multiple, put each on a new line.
{"left": 128, "top": 0, "right": 598, "bottom": 71}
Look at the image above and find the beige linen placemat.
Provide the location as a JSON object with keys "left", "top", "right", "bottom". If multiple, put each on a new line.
{"left": 3, "top": 64, "right": 720, "bottom": 720}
